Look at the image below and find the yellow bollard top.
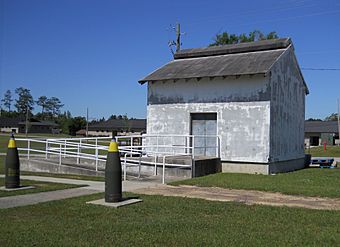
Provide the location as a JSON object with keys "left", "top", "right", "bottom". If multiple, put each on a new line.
{"left": 8, "top": 133, "right": 17, "bottom": 148}
{"left": 108, "top": 137, "right": 118, "bottom": 152}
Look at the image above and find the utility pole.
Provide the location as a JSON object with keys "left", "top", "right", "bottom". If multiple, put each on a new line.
{"left": 337, "top": 99, "right": 340, "bottom": 145}
{"left": 176, "top": 22, "right": 181, "bottom": 52}
{"left": 25, "top": 105, "right": 29, "bottom": 136}
{"left": 86, "top": 107, "right": 89, "bottom": 137}
{"left": 168, "top": 22, "right": 185, "bottom": 55}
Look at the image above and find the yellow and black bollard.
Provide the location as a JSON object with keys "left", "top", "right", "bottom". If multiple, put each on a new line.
{"left": 5, "top": 133, "right": 20, "bottom": 189}
{"left": 105, "top": 138, "right": 122, "bottom": 203}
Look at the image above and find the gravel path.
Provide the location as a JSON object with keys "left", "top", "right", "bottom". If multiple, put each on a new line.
{"left": 133, "top": 185, "right": 340, "bottom": 211}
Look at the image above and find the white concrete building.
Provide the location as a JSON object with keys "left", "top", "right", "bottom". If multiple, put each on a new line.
{"left": 139, "top": 38, "right": 309, "bottom": 174}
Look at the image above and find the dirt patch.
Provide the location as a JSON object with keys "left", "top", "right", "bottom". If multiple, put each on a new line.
{"left": 133, "top": 185, "right": 340, "bottom": 210}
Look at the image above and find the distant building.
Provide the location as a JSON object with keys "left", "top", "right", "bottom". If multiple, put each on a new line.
{"left": 18, "top": 120, "right": 60, "bottom": 134}
{"left": 85, "top": 119, "right": 146, "bottom": 137}
{"left": 139, "top": 38, "right": 309, "bottom": 174}
{"left": 305, "top": 121, "right": 339, "bottom": 146}
{"left": 0, "top": 116, "right": 23, "bottom": 133}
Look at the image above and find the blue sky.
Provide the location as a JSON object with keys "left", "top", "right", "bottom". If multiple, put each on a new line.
{"left": 1, "top": 0, "right": 339, "bottom": 120}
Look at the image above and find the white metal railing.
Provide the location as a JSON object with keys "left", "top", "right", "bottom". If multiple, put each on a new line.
{"left": 15, "top": 134, "right": 220, "bottom": 184}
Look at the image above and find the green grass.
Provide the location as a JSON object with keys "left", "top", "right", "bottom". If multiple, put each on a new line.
{"left": 0, "top": 193, "right": 339, "bottom": 246}
{"left": 0, "top": 134, "right": 109, "bottom": 158}
{"left": 171, "top": 168, "right": 340, "bottom": 198}
{"left": 0, "top": 178, "right": 83, "bottom": 197}
{"left": 306, "top": 145, "right": 340, "bottom": 157}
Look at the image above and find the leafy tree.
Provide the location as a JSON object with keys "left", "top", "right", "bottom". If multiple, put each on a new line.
{"left": 0, "top": 110, "right": 20, "bottom": 118}
{"left": 36, "top": 96, "right": 48, "bottom": 114}
{"left": 324, "top": 113, "right": 338, "bottom": 121}
{"left": 108, "top": 114, "right": 117, "bottom": 120}
{"left": 68, "top": 117, "right": 86, "bottom": 136}
{"left": 306, "top": 118, "right": 322, "bottom": 121}
{"left": 266, "top": 31, "right": 279, "bottom": 40}
{"left": 14, "top": 87, "right": 34, "bottom": 115}
{"left": 46, "top": 97, "right": 64, "bottom": 117}
{"left": 209, "top": 30, "right": 278, "bottom": 46}
{"left": 1, "top": 90, "right": 13, "bottom": 111}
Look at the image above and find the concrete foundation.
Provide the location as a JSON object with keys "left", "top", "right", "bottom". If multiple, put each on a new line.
{"left": 192, "top": 158, "right": 221, "bottom": 177}
{"left": 21, "top": 159, "right": 105, "bottom": 177}
{"left": 19, "top": 155, "right": 221, "bottom": 179}
{"left": 86, "top": 198, "right": 143, "bottom": 208}
{"left": 222, "top": 157, "right": 305, "bottom": 175}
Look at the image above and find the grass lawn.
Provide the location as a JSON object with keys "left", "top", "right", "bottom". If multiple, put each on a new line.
{"left": 306, "top": 145, "right": 340, "bottom": 157}
{"left": 171, "top": 168, "right": 340, "bottom": 198}
{"left": 0, "top": 193, "right": 339, "bottom": 246}
{"left": 0, "top": 134, "right": 109, "bottom": 158}
{"left": 0, "top": 178, "right": 82, "bottom": 197}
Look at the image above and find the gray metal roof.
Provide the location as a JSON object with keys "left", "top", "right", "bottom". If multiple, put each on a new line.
{"left": 139, "top": 38, "right": 292, "bottom": 84}
{"left": 18, "top": 121, "right": 59, "bottom": 127}
{"left": 0, "top": 117, "right": 24, "bottom": 127}
{"left": 174, "top": 38, "right": 291, "bottom": 59}
{"left": 89, "top": 119, "right": 146, "bottom": 131}
{"left": 139, "top": 49, "right": 286, "bottom": 84}
{"left": 305, "top": 121, "right": 339, "bottom": 133}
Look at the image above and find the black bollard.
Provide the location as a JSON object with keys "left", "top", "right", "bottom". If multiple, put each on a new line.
{"left": 105, "top": 138, "right": 122, "bottom": 202}
{"left": 5, "top": 133, "right": 20, "bottom": 189}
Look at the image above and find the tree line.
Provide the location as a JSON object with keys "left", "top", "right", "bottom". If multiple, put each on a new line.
{"left": 209, "top": 30, "right": 278, "bottom": 46}
{"left": 1, "top": 87, "right": 134, "bottom": 135}
{"left": 1, "top": 87, "right": 63, "bottom": 119}
{"left": 0, "top": 87, "right": 85, "bottom": 135}
{"left": 307, "top": 113, "right": 340, "bottom": 122}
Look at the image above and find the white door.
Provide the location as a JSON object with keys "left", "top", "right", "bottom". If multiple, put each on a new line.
{"left": 191, "top": 113, "right": 217, "bottom": 157}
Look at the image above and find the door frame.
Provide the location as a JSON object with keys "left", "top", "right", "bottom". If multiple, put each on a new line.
{"left": 190, "top": 112, "right": 217, "bottom": 156}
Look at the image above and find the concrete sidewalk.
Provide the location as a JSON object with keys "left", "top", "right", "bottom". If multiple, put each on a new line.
{"left": 0, "top": 175, "right": 159, "bottom": 209}
{"left": 0, "top": 187, "right": 99, "bottom": 209}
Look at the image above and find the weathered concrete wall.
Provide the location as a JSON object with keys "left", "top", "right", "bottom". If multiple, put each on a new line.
{"left": 269, "top": 46, "right": 306, "bottom": 162}
{"left": 0, "top": 127, "right": 19, "bottom": 133}
{"left": 148, "top": 75, "right": 270, "bottom": 105}
{"left": 147, "top": 101, "right": 270, "bottom": 163}
{"left": 146, "top": 49, "right": 306, "bottom": 166}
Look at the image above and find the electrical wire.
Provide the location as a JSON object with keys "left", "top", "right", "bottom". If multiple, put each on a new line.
{"left": 301, "top": 68, "right": 340, "bottom": 71}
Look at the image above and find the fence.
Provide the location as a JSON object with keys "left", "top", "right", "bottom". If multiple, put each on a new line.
{"left": 15, "top": 134, "right": 220, "bottom": 184}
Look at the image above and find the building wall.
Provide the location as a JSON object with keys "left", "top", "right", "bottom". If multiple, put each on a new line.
{"left": 269, "top": 47, "right": 306, "bottom": 162}
{"left": 87, "top": 130, "right": 144, "bottom": 137}
{"left": 147, "top": 76, "right": 271, "bottom": 163}
{"left": 148, "top": 75, "right": 270, "bottom": 104}
{"left": 0, "top": 127, "right": 19, "bottom": 133}
{"left": 19, "top": 125, "right": 56, "bottom": 134}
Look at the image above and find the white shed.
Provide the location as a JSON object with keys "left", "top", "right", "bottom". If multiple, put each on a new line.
{"left": 139, "top": 38, "right": 309, "bottom": 174}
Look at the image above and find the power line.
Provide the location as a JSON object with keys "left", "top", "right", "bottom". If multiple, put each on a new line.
{"left": 302, "top": 67, "right": 340, "bottom": 71}
{"left": 234, "top": 9, "right": 340, "bottom": 28}
{"left": 187, "top": 0, "right": 317, "bottom": 27}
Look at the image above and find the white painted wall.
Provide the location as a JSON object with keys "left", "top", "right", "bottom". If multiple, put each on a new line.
{"left": 145, "top": 49, "right": 306, "bottom": 164}
{"left": 147, "top": 101, "right": 270, "bottom": 163}
{"left": 269, "top": 47, "right": 306, "bottom": 161}
{"left": 148, "top": 75, "right": 270, "bottom": 104}
{"left": 1, "top": 127, "right": 19, "bottom": 133}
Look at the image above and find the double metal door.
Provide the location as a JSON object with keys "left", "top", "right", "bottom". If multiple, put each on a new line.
{"left": 191, "top": 113, "right": 217, "bottom": 157}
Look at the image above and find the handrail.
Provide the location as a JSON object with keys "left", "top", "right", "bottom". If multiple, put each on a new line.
{"left": 15, "top": 133, "right": 220, "bottom": 184}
